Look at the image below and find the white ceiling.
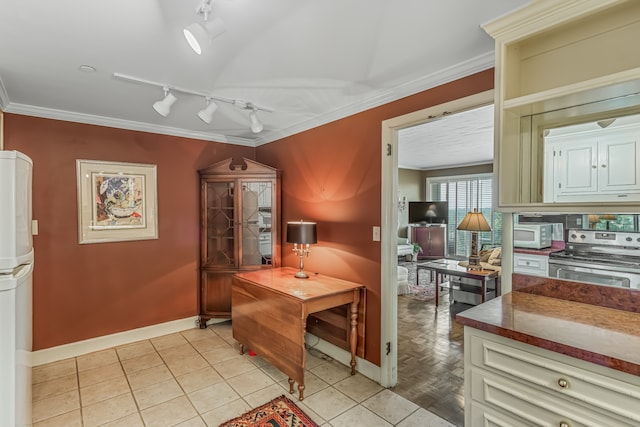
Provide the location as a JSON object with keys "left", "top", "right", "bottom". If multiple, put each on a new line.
{"left": 398, "top": 104, "right": 495, "bottom": 170}
{"left": 0, "top": 0, "right": 529, "bottom": 148}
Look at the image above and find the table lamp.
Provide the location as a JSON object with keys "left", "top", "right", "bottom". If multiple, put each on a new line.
{"left": 286, "top": 220, "right": 317, "bottom": 278}
{"left": 457, "top": 209, "right": 492, "bottom": 270}
{"left": 600, "top": 214, "right": 617, "bottom": 230}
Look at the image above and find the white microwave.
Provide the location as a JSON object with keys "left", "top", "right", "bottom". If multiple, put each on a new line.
{"left": 513, "top": 223, "right": 553, "bottom": 249}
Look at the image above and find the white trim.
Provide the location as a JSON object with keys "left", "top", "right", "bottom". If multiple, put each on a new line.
{"left": 3, "top": 103, "right": 255, "bottom": 147}
{"left": 380, "top": 90, "right": 495, "bottom": 388}
{"left": 306, "top": 334, "right": 381, "bottom": 384}
{"left": 31, "top": 316, "right": 199, "bottom": 366}
{"left": 256, "top": 52, "right": 496, "bottom": 146}
{"left": 0, "top": 52, "right": 495, "bottom": 148}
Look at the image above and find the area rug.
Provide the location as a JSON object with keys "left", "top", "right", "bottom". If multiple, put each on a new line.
{"left": 399, "top": 261, "right": 436, "bottom": 301}
{"left": 218, "top": 395, "right": 320, "bottom": 427}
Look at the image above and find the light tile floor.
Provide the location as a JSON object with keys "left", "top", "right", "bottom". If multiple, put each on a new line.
{"left": 32, "top": 322, "right": 456, "bottom": 427}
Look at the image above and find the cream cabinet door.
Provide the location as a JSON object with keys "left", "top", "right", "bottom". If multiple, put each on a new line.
{"left": 553, "top": 138, "right": 599, "bottom": 198}
{"left": 597, "top": 133, "right": 640, "bottom": 193}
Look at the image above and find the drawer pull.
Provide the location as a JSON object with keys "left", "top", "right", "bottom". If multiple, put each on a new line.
{"left": 559, "top": 422, "right": 570, "bottom": 427}
{"left": 557, "top": 378, "right": 569, "bottom": 388}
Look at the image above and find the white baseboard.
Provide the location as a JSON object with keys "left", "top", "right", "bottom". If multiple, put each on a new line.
{"left": 306, "top": 333, "right": 381, "bottom": 384}
{"left": 31, "top": 317, "right": 199, "bottom": 366}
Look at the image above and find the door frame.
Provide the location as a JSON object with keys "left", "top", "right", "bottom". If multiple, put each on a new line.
{"left": 379, "top": 90, "right": 494, "bottom": 387}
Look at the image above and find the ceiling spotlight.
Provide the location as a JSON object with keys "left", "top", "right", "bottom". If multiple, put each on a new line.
{"left": 249, "top": 108, "right": 263, "bottom": 133}
{"left": 183, "top": 0, "right": 225, "bottom": 55}
{"left": 197, "top": 98, "right": 218, "bottom": 124}
{"left": 153, "top": 88, "right": 176, "bottom": 117}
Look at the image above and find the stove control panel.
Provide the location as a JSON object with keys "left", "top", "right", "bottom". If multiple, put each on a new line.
{"left": 567, "top": 229, "right": 640, "bottom": 248}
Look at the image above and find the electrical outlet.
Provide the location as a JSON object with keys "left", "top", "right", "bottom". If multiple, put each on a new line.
{"left": 373, "top": 226, "right": 381, "bottom": 241}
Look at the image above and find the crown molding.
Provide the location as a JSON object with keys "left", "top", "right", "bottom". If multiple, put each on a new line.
{"left": 0, "top": 50, "right": 495, "bottom": 148}
{"left": 481, "top": 0, "right": 622, "bottom": 42}
{"left": 3, "top": 103, "right": 255, "bottom": 147}
{"left": 255, "top": 51, "right": 496, "bottom": 146}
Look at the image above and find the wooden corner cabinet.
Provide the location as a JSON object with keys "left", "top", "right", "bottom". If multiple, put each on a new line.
{"left": 198, "top": 157, "right": 281, "bottom": 327}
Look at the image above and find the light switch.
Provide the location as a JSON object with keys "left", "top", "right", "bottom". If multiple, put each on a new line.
{"left": 32, "top": 219, "right": 38, "bottom": 236}
{"left": 373, "top": 226, "right": 381, "bottom": 242}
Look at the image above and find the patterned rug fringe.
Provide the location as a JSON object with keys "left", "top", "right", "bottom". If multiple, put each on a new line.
{"left": 218, "top": 395, "right": 320, "bottom": 427}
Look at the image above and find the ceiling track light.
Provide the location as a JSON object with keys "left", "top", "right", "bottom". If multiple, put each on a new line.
{"left": 113, "top": 72, "right": 273, "bottom": 132}
{"left": 153, "top": 87, "right": 176, "bottom": 117}
{"left": 197, "top": 97, "right": 219, "bottom": 124}
{"left": 248, "top": 105, "right": 264, "bottom": 133}
{"left": 184, "top": 0, "right": 226, "bottom": 55}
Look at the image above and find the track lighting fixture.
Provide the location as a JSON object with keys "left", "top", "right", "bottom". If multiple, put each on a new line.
{"left": 197, "top": 98, "right": 218, "bottom": 124}
{"left": 249, "top": 107, "right": 263, "bottom": 133}
{"left": 184, "top": 0, "right": 226, "bottom": 55}
{"left": 153, "top": 88, "right": 176, "bottom": 117}
{"left": 113, "top": 73, "right": 273, "bottom": 133}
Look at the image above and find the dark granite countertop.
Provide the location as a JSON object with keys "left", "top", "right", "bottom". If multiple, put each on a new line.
{"left": 456, "top": 275, "right": 640, "bottom": 377}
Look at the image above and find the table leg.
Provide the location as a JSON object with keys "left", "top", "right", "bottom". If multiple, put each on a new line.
{"left": 481, "top": 277, "right": 486, "bottom": 303}
{"left": 349, "top": 295, "right": 359, "bottom": 375}
{"left": 435, "top": 271, "right": 440, "bottom": 307}
{"left": 288, "top": 378, "right": 294, "bottom": 394}
{"left": 239, "top": 344, "right": 244, "bottom": 355}
{"left": 298, "top": 383, "right": 305, "bottom": 400}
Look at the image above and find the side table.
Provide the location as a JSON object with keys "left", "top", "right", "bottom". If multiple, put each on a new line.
{"left": 417, "top": 259, "right": 499, "bottom": 306}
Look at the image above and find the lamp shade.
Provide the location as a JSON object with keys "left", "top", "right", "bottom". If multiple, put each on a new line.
{"left": 286, "top": 221, "right": 317, "bottom": 244}
{"left": 457, "top": 209, "right": 492, "bottom": 232}
{"left": 588, "top": 214, "right": 600, "bottom": 223}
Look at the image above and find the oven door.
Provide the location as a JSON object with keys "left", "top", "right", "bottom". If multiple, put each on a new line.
{"left": 548, "top": 260, "right": 634, "bottom": 288}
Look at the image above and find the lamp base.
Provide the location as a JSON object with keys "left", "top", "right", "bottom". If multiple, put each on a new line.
{"left": 467, "top": 255, "right": 481, "bottom": 271}
{"left": 294, "top": 271, "right": 309, "bottom": 279}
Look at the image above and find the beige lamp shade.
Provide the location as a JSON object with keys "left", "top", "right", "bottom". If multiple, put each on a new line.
{"left": 457, "top": 209, "right": 492, "bottom": 232}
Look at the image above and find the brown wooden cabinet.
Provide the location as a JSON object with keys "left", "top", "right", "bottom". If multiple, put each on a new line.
{"left": 198, "top": 157, "right": 280, "bottom": 327}
{"left": 410, "top": 224, "right": 446, "bottom": 259}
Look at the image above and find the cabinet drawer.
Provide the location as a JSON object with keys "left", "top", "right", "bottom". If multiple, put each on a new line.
{"left": 470, "top": 334, "right": 640, "bottom": 423}
{"left": 470, "top": 401, "right": 533, "bottom": 427}
{"left": 471, "top": 369, "right": 634, "bottom": 427}
{"left": 513, "top": 253, "right": 548, "bottom": 276}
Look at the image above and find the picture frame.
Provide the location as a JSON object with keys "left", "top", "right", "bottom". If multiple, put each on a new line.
{"left": 76, "top": 159, "right": 158, "bottom": 244}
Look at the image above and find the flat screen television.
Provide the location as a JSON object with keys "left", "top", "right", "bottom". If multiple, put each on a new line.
{"left": 408, "top": 201, "right": 448, "bottom": 224}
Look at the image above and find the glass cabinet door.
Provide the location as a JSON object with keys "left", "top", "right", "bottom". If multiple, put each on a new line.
{"left": 204, "top": 181, "right": 235, "bottom": 267}
{"left": 241, "top": 181, "right": 273, "bottom": 267}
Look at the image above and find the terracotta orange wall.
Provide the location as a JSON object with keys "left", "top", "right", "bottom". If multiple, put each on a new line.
{"left": 257, "top": 69, "right": 494, "bottom": 365}
{"left": 4, "top": 115, "right": 253, "bottom": 350}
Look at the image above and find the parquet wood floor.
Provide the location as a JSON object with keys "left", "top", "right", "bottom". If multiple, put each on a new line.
{"left": 391, "top": 290, "right": 470, "bottom": 427}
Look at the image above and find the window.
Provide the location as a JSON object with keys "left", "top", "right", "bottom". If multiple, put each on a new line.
{"left": 428, "top": 173, "right": 501, "bottom": 258}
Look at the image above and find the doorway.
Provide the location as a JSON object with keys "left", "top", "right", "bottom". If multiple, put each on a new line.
{"left": 379, "top": 90, "right": 495, "bottom": 389}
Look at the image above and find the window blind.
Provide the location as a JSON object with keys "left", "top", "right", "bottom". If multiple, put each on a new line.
{"left": 427, "top": 173, "right": 502, "bottom": 258}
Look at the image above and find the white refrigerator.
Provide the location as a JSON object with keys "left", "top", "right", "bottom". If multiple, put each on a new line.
{"left": 0, "top": 151, "right": 33, "bottom": 427}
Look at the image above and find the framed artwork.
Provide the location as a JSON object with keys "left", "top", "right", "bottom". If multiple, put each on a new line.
{"left": 76, "top": 159, "right": 158, "bottom": 244}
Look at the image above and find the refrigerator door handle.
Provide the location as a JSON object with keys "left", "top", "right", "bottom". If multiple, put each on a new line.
{"left": 13, "top": 263, "right": 33, "bottom": 279}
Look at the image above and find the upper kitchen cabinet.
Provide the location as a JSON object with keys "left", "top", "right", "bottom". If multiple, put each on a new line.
{"left": 198, "top": 158, "right": 281, "bottom": 326}
{"left": 484, "top": 0, "right": 640, "bottom": 211}
{"left": 544, "top": 117, "right": 640, "bottom": 202}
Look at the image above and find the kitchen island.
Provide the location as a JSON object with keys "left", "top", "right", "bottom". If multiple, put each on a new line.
{"left": 457, "top": 274, "right": 640, "bottom": 426}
